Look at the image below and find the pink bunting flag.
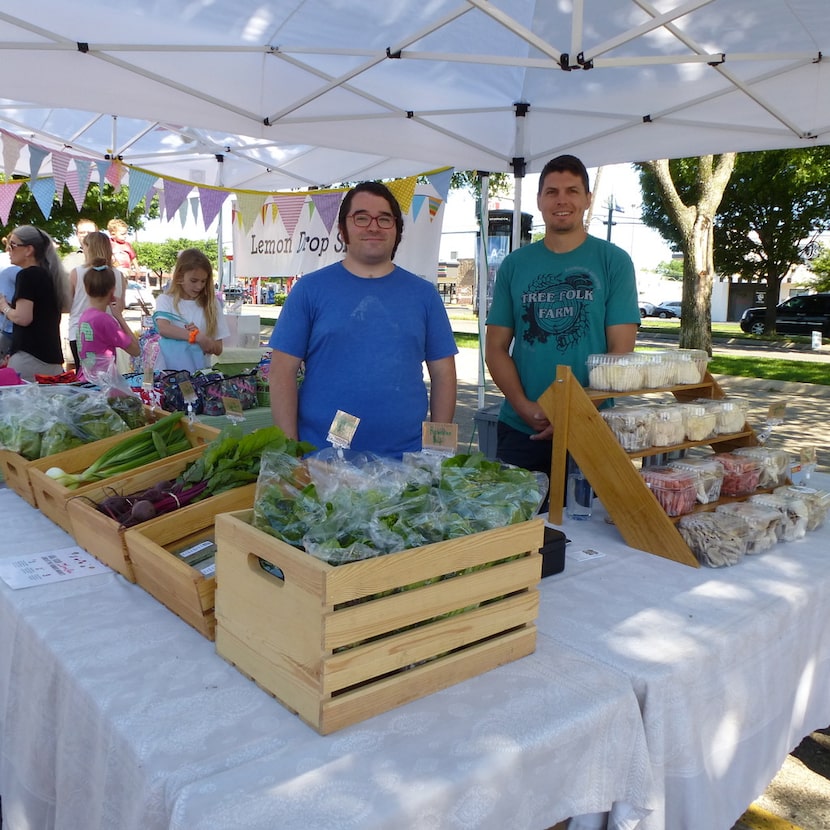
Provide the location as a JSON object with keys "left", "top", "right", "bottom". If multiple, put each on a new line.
{"left": 273, "top": 195, "right": 306, "bottom": 238}
{"left": 309, "top": 192, "right": 343, "bottom": 234}
{"left": 65, "top": 160, "right": 92, "bottom": 210}
{"left": 106, "top": 160, "right": 125, "bottom": 192}
{"left": 51, "top": 152, "right": 71, "bottom": 205}
{"left": 0, "top": 181, "right": 23, "bottom": 225}
{"left": 198, "top": 187, "right": 228, "bottom": 230}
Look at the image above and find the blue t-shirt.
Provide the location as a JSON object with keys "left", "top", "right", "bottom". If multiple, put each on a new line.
{"left": 486, "top": 235, "right": 640, "bottom": 434}
{"left": 0, "top": 265, "right": 20, "bottom": 336}
{"left": 269, "top": 262, "right": 458, "bottom": 457}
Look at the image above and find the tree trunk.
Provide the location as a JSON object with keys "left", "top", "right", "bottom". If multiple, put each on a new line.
{"left": 644, "top": 154, "right": 736, "bottom": 355}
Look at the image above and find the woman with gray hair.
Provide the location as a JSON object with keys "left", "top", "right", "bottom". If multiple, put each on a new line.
{"left": 0, "top": 225, "right": 70, "bottom": 380}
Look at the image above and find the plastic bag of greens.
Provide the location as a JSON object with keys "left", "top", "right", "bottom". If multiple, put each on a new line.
{"left": 57, "top": 387, "right": 131, "bottom": 443}
{"left": 0, "top": 387, "right": 51, "bottom": 459}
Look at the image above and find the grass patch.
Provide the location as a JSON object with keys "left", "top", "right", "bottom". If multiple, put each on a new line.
{"left": 709, "top": 355, "right": 829, "bottom": 386}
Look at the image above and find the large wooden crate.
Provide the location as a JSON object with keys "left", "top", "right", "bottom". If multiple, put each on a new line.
{"left": 123, "top": 484, "right": 257, "bottom": 638}
{"left": 215, "top": 511, "right": 545, "bottom": 734}
{"left": 27, "top": 420, "right": 217, "bottom": 536}
{"left": 0, "top": 405, "right": 165, "bottom": 506}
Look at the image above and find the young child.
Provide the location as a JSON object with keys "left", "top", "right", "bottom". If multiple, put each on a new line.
{"left": 77, "top": 259, "right": 140, "bottom": 381}
{"left": 153, "top": 248, "right": 230, "bottom": 373}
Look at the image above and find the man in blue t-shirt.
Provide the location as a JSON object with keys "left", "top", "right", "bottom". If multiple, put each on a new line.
{"left": 485, "top": 154, "right": 641, "bottom": 474}
{"left": 268, "top": 181, "right": 458, "bottom": 457}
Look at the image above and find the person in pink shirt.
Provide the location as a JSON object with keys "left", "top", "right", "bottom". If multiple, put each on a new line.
{"left": 77, "top": 258, "right": 140, "bottom": 381}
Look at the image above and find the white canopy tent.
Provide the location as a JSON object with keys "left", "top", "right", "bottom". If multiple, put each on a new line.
{"left": 1, "top": 0, "right": 828, "bottom": 191}
{"left": 1, "top": 0, "right": 829, "bottom": 405}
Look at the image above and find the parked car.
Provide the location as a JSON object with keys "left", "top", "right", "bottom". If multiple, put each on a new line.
{"left": 639, "top": 301, "right": 655, "bottom": 318}
{"left": 739, "top": 293, "right": 830, "bottom": 337}
{"left": 124, "top": 280, "right": 154, "bottom": 310}
{"left": 651, "top": 301, "right": 682, "bottom": 319}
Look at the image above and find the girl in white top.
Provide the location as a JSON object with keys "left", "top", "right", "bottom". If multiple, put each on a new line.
{"left": 153, "top": 248, "right": 229, "bottom": 373}
{"left": 67, "top": 232, "right": 126, "bottom": 370}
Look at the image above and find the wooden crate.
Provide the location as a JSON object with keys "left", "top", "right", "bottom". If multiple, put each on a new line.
{"left": 214, "top": 511, "right": 544, "bottom": 735}
{"left": 123, "top": 484, "right": 257, "bottom": 638}
{"left": 0, "top": 405, "right": 166, "bottom": 506}
{"left": 27, "top": 420, "right": 217, "bottom": 536}
{"left": 64, "top": 448, "right": 213, "bottom": 580}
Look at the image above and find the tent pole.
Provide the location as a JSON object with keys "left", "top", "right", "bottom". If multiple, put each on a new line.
{"left": 216, "top": 154, "right": 225, "bottom": 289}
{"left": 477, "top": 172, "right": 490, "bottom": 411}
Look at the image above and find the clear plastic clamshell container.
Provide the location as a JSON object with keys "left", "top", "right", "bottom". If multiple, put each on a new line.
{"left": 713, "top": 452, "right": 762, "bottom": 497}
{"left": 677, "top": 512, "right": 748, "bottom": 567}
{"left": 601, "top": 406, "right": 655, "bottom": 451}
{"left": 648, "top": 404, "right": 687, "bottom": 447}
{"left": 586, "top": 353, "right": 645, "bottom": 392}
{"left": 733, "top": 446, "right": 792, "bottom": 488}
{"left": 667, "top": 348, "right": 709, "bottom": 384}
{"left": 773, "top": 485, "right": 830, "bottom": 531}
{"left": 668, "top": 457, "right": 725, "bottom": 504}
{"left": 749, "top": 492, "right": 808, "bottom": 541}
{"left": 639, "top": 350, "right": 675, "bottom": 389}
{"left": 640, "top": 465, "right": 698, "bottom": 516}
{"left": 680, "top": 403, "right": 718, "bottom": 442}
{"left": 709, "top": 399, "right": 748, "bottom": 435}
{"left": 715, "top": 501, "right": 782, "bottom": 554}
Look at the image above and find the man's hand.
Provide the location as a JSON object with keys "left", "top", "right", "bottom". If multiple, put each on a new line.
{"left": 515, "top": 399, "right": 552, "bottom": 440}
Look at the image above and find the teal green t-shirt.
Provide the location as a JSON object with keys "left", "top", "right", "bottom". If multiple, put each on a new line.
{"left": 485, "top": 235, "right": 640, "bottom": 434}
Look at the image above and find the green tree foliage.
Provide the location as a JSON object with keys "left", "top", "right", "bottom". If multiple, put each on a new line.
{"left": 714, "top": 147, "right": 830, "bottom": 333}
{"left": 0, "top": 179, "right": 159, "bottom": 251}
{"left": 656, "top": 259, "right": 684, "bottom": 280}
{"left": 637, "top": 155, "right": 736, "bottom": 353}
{"left": 133, "top": 238, "right": 219, "bottom": 277}
{"left": 809, "top": 244, "right": 830, "bottom": 292}
{"left": 450, "top": 171, "right": 512, "bottom": 201}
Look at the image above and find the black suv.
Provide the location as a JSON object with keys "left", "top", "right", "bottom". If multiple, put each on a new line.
{"left": 739, "top": 293, "right": 830, "bottom": 337}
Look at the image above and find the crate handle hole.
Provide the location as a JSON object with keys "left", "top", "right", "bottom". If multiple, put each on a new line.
{"left": 254, "top": 555, "right": 285, "bottom": 583}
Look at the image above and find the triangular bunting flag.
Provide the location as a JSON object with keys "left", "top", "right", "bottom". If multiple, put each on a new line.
{"left": 145, "top": 186, "right": 158, "bottom": 217}
{"left": 67, "top": 160, "right": 92, "bottom": 210}
{"left": 188, "top": 195, "right": 200, "bottom": 224}
{"left": 270, "top": 202, "right": 278, "bottom": 222}
{"left": 95, "top": 160, "right": 110, "bottom": 189}
{"left": 410, "top": 194, "right": 427, "bottom": 221}
{"left": 163, "top": 179, "right": 192, "bottom": 221}
{"left": 0, "top": 181, "right": 23, "bottom": 225}
{"left": 50, "top": 152, "right": 71, "bottom": 204}
{"left": 178, "top": 198, "right": 189, "bottom": 226}
{"left": 386, "top": 176, "right": 417, "bottom": 214}
{"left": 28, "top": 145, "right": 49, "bottom": 181}
{"left": 29, "top": 177, "right": 57, "bottom": 220}
{"left": 2, "top": 132, "right": 25, "bottom": 178}
{"left": 127, "top": 168, "right": 159, "bottom": 213}
{"left": 106, "top": 159, "right": 126, "bottom": 192}
{"left": 273, "top": 195, "right": 305, "bottom": 237}
{"left": 156, "top": 190, "right": 165, "bottom": 219}
{"left": 428, "top": 196, "right": 442, "bottom": 220}
{"left": 236, "top": 192, "right": 267, "bottom": 234}
{"left": 309, "top": 192, "right": 343, "bottom": 234}
{"left": 426, "top": 168, "right": 453, "bottom": 202}
{"left": 198, "top": 187, "right": 228, "bottom": 230}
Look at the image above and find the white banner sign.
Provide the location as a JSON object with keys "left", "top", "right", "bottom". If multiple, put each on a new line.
{"left": 231, "top": 181, "right": 447, "bottom": 283}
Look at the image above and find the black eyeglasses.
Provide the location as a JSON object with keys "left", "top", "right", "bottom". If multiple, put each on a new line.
{"left": 347, "top": 212, "right": 396, "bottom": 229}
{"left": 5, "top": 240, "right": 25, "bottom": 250}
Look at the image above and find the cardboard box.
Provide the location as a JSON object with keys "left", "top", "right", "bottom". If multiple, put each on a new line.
{"left": 123, "top": 484, "right": 257, "bottom": 638}
{"left": 28, "top": 419, "right": 217, "bottom": 537}
{"left": 214, "top": 511, "right": 544, "bottom": 734}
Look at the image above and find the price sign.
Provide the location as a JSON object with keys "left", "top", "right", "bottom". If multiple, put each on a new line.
{"left": 422, "top": 421, "right": 458, "bottom": 454}
{"left": 327, "top": 410, "right": 359, "bottom": 448}
{"left": 767, "top": 401, "right": 786, "bottom": 422}
{"left": 222, "top": 396, "right": 245, "bottom": 418}
{"left": 180, "top": 380, "right": 198, "bottom": 403}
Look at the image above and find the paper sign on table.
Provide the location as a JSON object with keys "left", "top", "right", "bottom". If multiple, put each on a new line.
{"left": 0, "top": 546, "right": 111, "bottom": 589}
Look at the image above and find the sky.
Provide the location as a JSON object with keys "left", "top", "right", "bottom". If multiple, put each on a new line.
{"left": 133, "top": 161, "right": 675, "bottom": 276}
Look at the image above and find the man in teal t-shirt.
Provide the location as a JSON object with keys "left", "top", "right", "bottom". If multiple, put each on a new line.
{"left": 485, "top": 154, "right": 640, "bottom": 474}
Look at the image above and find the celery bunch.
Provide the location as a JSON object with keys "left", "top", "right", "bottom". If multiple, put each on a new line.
{"left": 45, "top": 412, "right": 191, "bottom": 490}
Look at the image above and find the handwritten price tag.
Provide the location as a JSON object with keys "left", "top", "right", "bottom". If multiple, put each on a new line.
{"left": 422, "top": 421, "right": 458, "bottom": 454}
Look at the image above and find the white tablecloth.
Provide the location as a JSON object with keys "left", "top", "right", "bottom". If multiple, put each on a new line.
{"left": 0, "top": 487, "right": 653, "bottom": 830}
{"left": 538, "top": 472, "right": 830, "bottom": 830}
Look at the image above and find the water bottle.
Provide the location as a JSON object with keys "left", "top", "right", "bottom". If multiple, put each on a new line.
{"left": 566, "top": 456, "right": 593, "bottom": 520}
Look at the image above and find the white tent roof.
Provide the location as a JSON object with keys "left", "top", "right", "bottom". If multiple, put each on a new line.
{"left": 1, "top": 0, "right": 829, "bottom": 191}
